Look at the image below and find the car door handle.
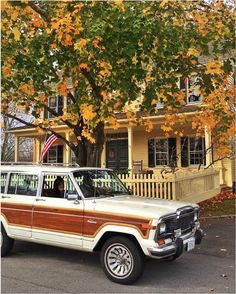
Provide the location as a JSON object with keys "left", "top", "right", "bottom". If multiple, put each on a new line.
{"left": 1, "top": 195, "right": 11, "bottom": 199}
{"left": 36, "top": 198, "right": 46, "bottom": 202}
{"left": 87, "top": 219, "right": 97, "bottom": 224}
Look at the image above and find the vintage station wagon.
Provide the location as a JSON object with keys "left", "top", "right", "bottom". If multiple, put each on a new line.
{"left": 1, "top": 164, "right": 203, "bottom": 284}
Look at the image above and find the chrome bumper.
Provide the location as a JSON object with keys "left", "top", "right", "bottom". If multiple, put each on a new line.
{"left": 148, "top": 229, "right": 204, "bottom": 259}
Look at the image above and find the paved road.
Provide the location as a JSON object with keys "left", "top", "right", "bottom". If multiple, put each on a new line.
{"left": 1, "top": 218, "right": 235, "bottom": 293}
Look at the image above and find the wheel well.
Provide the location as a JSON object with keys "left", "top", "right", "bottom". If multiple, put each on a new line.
{"left": 93, "top": 232, "right": 144, "bottom": 254}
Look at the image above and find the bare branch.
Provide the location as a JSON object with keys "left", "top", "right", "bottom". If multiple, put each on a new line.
{"left": 6, "top": 114, "right": 75, "bottom": 150}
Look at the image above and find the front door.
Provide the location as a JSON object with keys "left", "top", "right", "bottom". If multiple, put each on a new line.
{"left": 32, "top": 173, "right": 83, "bottom": 247}
{"left": 106, "top": 140, "right": 128, "bottom": 171}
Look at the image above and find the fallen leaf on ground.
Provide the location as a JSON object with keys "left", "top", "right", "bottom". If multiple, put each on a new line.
{"left": 220, "top": 248, "right": 227, "bottom": 251}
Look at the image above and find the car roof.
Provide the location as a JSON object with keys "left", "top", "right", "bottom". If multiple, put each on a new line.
{"left": 0, "top": 165, "right": 113, "bottom": 174}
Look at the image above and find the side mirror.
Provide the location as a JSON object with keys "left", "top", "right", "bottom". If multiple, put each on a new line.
{"left": 67, "top": 194, "right": 78, "bottom": 201}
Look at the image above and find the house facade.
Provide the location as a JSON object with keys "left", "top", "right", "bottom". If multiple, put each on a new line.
{"left": 8, "top": 101, "right": 233, "bottom": 188}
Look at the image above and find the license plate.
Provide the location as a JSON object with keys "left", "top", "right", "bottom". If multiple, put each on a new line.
{"left": 186, "top": 237, "right": 195, "bottom": 252}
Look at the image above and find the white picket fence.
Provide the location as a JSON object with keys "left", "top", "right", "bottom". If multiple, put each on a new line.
{"left": 118, "top": 169, "right": 220, "bottom": 203}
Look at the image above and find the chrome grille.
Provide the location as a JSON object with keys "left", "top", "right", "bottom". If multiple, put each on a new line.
{"left": 165, "top": 208, "right": 195, "bottom": 233}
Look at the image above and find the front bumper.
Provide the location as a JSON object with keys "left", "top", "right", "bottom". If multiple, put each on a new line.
{"left": 148, "top": 228, "right": 204, "bottom": 259}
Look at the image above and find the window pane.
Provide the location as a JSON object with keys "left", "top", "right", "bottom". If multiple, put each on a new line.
{"left": 42, "top": 175, "right": 67, "bottom": 198}
{"left": 66, "top": 177, "right": 77, "bottom": 195}
{"left": 189, "top": 137, "right": 204, "bottom": 165}
{"left": 7, "top": 174, "right": 38, "bottom": 196}
{"left": 155, "top": 139, "right": 168, "bottom": 166}
{"left": 0, "top": 173, "right": 7, "bottom": 193}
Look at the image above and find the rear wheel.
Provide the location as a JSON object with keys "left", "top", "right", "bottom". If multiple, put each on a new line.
{"left": 1, "top": 225, "right": 14, "bottom": 257}
{"left": 100, "top": 236, "right": 145, "bottom": 284}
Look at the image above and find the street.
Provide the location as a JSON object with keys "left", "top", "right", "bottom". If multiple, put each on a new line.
{"left": 1, "top": 218, "right": 235, "bottom": 293}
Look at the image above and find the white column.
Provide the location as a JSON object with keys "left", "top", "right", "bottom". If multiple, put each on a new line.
{"left": 128, "top": 126, "right": 133, "bottom": 174}
{"left": 205, "top": 126, "right": 212, "bottom": 167}
{"left": 65, "top": 132, "right": 71, "bottom": 164}
{"left": 14, "top": 136, "right": 19, "bottom": 162}
{"left": 176, "top": 137, "right": 181, "bottom": 168}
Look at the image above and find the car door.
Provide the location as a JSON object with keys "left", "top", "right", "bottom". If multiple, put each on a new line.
{"left": 1, "top": 172, "right": 39, "bottom": 238}
{"left": 32, "top": 173, "right": 84, "bottom": 247}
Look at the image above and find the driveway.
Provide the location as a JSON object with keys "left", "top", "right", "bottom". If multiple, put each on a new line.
{"left": 1, "top": 218, "right": 235, "bottom": 293}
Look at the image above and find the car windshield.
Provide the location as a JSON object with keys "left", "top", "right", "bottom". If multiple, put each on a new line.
{"left": 73, "top": 170, "right": 129, "bottom": 198}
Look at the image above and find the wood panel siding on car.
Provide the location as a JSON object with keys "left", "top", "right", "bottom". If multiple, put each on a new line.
{"left": 1, "top": 202, "right": 151, "bottom": 239}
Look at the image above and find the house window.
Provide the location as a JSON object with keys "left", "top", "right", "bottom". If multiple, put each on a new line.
{"left": 156, "top": 101, "right": 164, "bottom": 109}
{"left": 47, "top": 96, "right": 64, "bottom": 119}
{"left": 180, "top": 76, "right": 201, "bottom": 104}
{"left": 189, "top": 137, "right": 204, "bottom": 165}
{"left": 148, "top": 138, "right": 177, "bottom": 168}
{"left": 44, "top": 145, "right": 63, "bottom": 163}
{"left": 155, "top": 139, "right": 169, "bottom": 166}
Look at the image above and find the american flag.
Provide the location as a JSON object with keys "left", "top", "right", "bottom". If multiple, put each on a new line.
{"left": 40, "top": 134, "right": 58, "bottom": 161}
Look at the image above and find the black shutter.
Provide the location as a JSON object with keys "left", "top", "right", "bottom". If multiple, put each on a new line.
{"left": 181, "top": 137, "right": 189, "bottom": 167}
{"left": 168, "top": 138, "right": 177, "bottom": 167}
{"left": 44, "top": 108, "right": 48, "bottom": 120}
{"left": 58, "top": 96, "right": 64, "bottom": 115}
{"left": 148, "top": 139, "right": 155, "bottom": 167}
{"left": 57, "top": 145, "right": 63, "bottom": 163}
{"left": 203, "top": 137, "right": 206, "bottom": 166}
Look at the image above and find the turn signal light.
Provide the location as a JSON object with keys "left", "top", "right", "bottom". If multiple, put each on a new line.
{"left": 157, "top": 239, "right": 165, "bottom": 246}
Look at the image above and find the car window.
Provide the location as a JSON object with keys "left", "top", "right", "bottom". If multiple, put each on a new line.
{"left": 7, "top": 173, "right": 38, "bottom": 196}
{"left": 41, "top": 174, "right": 78, "bottom": 199}
{"left": 0, "top": 173, "right": 7, "bottom": 193}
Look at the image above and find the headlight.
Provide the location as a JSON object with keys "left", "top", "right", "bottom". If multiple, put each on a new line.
{"left": 194, "top": 210, "right": 199, "bottom": 221}
{"left": 159, "top": 222, "right": 166, "bottom": 234}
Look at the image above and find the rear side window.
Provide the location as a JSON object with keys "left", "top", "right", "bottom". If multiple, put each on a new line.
{"left": 0, "top": 173, "right": 7, "bottom": 193}
{"left": 7, "top": 173, "right": 39, "bottom": 196}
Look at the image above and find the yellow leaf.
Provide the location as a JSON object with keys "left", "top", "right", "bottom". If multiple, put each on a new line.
{"left": 11, "top": 11, "right": 18, "bottom": 21}
{"left": 205, "top": 59, "right": 223, "bottom": 75}
{"left": 46, "top": 28, "right": 51, "bottom": 34}
{"left": 12, "top": 27, "right": 21, "bottom": 41}
{"left": 187, "top": 48, "right": 199, "bottom": 57}
{"left": 151, "top": 99, "right": 157, "bottom": 106}
{"left": 160, "top": 0, "right": 168, "bottom": 9}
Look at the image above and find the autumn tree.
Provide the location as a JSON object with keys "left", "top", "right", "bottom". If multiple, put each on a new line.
{"left": 1, "top": 0, "right": 235, "bottom": 166}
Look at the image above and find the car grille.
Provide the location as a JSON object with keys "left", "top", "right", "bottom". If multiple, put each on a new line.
{"left": 165, "top": 208, "right": 195, "bottom": 234}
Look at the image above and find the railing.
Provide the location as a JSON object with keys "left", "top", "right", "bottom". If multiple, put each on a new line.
{"left": 118, "top": 169, "right": 220, "bottom": 203}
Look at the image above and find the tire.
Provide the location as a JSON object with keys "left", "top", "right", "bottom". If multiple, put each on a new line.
{"left": 1, "top": 225, "right": 14, "bottom": 257}
{"left": 100, "top": 236, "right": 145, "bottom": 284}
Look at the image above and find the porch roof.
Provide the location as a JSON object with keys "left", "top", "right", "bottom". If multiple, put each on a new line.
{"left": 5, "top": 104, "right": 200, "bottom": 136}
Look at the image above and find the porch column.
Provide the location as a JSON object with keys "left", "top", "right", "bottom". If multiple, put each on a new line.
{"left": 205, "top": 126, "right": 212, "bottom": 167}
{"left": 14, "top": 136, "right": 19, "bottom": 162}
{"left": 128, "top": 126, "right": 133, "bottom": 174}
{"left": 65, "top": 132, "right": 71, "bottom": 164}
{"left": 34, "top": 138, "right": 41, "bottom": 163}
{"left": 176, "top": 137, "right": 181, "bottom": 168}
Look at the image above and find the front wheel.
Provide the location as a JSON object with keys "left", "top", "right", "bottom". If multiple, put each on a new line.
{"left": 1, "top": 225, "right": 14, "bottom": 257}
{"left": 100, "top": 236, "right": 145, "bottom": 284}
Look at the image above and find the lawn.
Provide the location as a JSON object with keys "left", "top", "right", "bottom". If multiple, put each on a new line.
{"left": 199, "top": 189, "right": 236, "bottom": 217}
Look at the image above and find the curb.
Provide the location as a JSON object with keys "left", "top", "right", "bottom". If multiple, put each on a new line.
{"left": 200, "top": 215, "right": 235, "bottom": 219}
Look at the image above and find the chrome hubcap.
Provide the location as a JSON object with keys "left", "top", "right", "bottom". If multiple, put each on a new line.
{"left": 105, "top": 244, "right": 133, "bottom": 278}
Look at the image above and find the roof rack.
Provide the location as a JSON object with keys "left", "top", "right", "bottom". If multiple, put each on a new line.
{"left": 1, "top": 162, "right": 80, "bottom": 167}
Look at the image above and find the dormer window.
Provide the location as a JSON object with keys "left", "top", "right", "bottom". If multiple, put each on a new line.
{"left": 180, "top": 76, "right": 201, "bottom": 104}
{"left": 46, "top": 96, "right": 64, "bottom": 119}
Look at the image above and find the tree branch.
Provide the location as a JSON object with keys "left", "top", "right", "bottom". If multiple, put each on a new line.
{"left": 28, "top": 1, "right": 51, "bottom": 23}
{"left": 42, "top": 104, "right": 75, "bottom": 130}
{"left": 6, "top": 114, "right": 75, "bottom": 150}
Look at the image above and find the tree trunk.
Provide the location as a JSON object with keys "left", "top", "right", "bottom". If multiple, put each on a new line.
{"left": 72, "top": 121, "right": 105, "bottom": 167}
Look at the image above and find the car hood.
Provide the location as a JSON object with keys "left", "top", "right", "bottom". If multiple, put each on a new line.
{"left": 91, "top": 195, "right": 197, "bottom": 220}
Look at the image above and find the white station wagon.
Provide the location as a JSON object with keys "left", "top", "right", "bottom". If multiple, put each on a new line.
{"left": 1, "top": 164, "right": 203, "bottom": 284}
